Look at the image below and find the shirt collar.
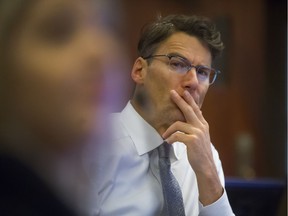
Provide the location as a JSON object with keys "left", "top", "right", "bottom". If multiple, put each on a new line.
{"left": 120, "top": 102, "right": 163, "bottom": 156}
{"left": 120, "top": 102, "right": 184, "bottom": 161}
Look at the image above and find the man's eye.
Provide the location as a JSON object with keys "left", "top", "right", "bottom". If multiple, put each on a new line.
{"left": 169, "top": 58, "right": 187, "bottom": 72}
{"left": 197, "top": 68, "right": 210, "bottom": 77}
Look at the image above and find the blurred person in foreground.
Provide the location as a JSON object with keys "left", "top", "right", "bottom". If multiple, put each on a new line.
{"left": 93, "top": 15, "right": 235, "bottom": 216}
{"left": 0, "top": 0, "right": 126, "bottom": 215}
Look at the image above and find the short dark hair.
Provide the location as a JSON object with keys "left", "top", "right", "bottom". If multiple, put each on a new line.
{"left": 137, "top": 14, "right": 224, "bottom": 60}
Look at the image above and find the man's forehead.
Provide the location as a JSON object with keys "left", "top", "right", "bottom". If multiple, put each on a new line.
{"left": 157, "top": 32, "right": 212, "bottom": 65}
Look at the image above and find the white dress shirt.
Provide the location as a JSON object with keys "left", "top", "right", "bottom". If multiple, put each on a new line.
{"left": 91, "top": 102, "right": 234, "bottom": 216}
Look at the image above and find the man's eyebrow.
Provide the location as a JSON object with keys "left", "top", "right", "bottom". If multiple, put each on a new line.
{"left": 167, "top": 52, "right": 191, "bottom": 64}
{"left": 167, "top": 52, "right": 185, "bottom": 58}
{"left": 168, "top": 52, "right": 211, "bottom": 67}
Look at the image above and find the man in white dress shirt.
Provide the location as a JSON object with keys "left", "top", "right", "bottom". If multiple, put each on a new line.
{"left": 93, "top": 14, "right": 235, "bottom": 216}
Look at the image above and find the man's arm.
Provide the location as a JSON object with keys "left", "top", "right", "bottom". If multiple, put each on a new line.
{"left": 162, "top": 90, "right": 234, "bottom": 215}
{"left": 198, "top": 144, "right": 235, "bottom": 216}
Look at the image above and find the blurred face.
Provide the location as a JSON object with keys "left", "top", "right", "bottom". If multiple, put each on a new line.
{"left": 132, "top": 32, "right": 211, "bottom": 130}
{"left": 0, "top": 0, "right": 122, "bottom": 149}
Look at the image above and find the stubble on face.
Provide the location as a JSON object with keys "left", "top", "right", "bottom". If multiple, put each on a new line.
{"left": 133, "top": 33, "right": 211, "bottom": 134}
{"left": 139, "top": 67, "right": 186, "bottom": 133}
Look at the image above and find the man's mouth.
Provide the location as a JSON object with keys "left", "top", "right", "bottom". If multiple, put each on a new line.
{"left": 180, "top": 92, "right": 200, "bottom": 107}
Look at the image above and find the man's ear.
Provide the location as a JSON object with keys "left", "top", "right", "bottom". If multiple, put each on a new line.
{"left": 131, "top": 57, "right": 147, "bottom": 84}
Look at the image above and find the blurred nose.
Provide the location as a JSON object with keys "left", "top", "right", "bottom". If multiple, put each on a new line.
{"left": 82, "top": 29, "right": 107, "bottom": 73}
{"left": 182, "top": 68, "right": 199, "bottom": 91}
{"left": 78, "top": 28, "right": 128, "bottom": 110}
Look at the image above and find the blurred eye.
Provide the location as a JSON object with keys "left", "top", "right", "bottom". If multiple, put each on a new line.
{"left": 169, "top": 57, "right": 189, "bottom": 74}
{"left": 36, "top": 10, "right": 77, "bottom": 45}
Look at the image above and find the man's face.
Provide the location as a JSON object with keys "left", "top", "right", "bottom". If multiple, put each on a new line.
{"left": 133, "top": 32, "right": 212, "bottom": 129}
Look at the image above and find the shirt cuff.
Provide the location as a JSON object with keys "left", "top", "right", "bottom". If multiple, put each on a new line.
{"left": 198, "top": 189, "right": 235, "bottom": 216}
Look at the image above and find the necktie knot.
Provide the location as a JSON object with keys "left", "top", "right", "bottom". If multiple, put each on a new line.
{"left": 158, "top": 142, "right": 171, "bottom": 158}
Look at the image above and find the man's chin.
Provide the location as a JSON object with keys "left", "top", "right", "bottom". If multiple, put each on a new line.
{"left": 166, "top": 109, "right": 186, "bottom": 124}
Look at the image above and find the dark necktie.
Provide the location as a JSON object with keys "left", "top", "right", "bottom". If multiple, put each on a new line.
{"left": 158, "top": 142, "right": 186, "bottom": 216}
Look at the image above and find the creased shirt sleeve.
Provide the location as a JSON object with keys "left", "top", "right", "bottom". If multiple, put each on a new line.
{"left": 198, "top": 189, "right": 235, "bottom": 216}
{"left": 197, "top": 143, "right": 235, "bottom": 216}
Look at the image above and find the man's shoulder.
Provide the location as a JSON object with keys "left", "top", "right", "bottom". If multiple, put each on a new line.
{"left": 0, "top": 155, "right": 77, "bottom": 216}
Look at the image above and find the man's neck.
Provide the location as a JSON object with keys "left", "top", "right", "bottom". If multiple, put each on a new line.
{"left": 130, "top": 99, "right": 168, "bottom": 137}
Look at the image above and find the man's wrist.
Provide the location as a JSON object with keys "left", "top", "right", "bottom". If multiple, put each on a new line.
{"left": 196, "top": 170, "right": 223, "bottom": 206}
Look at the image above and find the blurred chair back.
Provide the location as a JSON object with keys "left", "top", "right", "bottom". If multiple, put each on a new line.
{"left": 226, "top": 178, "right": 285, "bottom": 216}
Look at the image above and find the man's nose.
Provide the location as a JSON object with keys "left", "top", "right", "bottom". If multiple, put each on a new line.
{"left": 182, "top": 68, "right": 199, "bottom": 90}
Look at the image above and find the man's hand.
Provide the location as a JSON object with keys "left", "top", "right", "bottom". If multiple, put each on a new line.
{"left": 162, "top": 90, "right": 223, "bottom": 206}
